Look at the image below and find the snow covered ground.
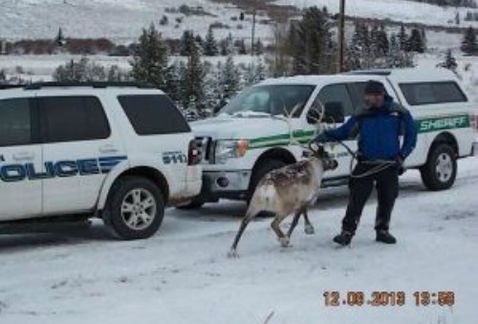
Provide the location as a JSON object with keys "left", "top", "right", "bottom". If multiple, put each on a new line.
{"left": 0, "top": 156, "right": 477, "bottom": 324}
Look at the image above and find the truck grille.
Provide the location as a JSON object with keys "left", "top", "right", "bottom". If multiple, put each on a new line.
{"left": 195, "top": 136, "right": 215, "bottom": 164}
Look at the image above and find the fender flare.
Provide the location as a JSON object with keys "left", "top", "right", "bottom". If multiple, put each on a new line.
{"left": 96, "top": 158, "right": 172, "bottom": 211}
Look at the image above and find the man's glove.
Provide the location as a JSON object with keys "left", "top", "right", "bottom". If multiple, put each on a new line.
{"left": 395, "top": 156, "right": 405, "bottom": 175}
{"left": 313, "top": 132, "right": 329, "bottom": 143}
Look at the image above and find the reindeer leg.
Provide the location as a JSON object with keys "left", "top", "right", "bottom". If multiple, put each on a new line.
{"left": 287, "top": 209, "right": 302, "bottom": 239}
{"left": 271, "top": 215, "right": 290, "bottom": 247}
{"left": 303, "top": 209, "right": 315, "bottom": 235}
{"left": 228, "top": 210, "right": 258, "bottom": 258}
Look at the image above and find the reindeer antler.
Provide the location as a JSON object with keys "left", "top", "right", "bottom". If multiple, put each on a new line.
{"left": 281, "top": 99, "right": 326, "bottom": 152}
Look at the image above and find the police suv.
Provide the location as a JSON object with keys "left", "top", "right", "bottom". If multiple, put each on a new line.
{"left": 189, "top": 68, "right": 478, "bottom": 207}
{"left": 0, "top": 82, "right": 202, "bottom": 239}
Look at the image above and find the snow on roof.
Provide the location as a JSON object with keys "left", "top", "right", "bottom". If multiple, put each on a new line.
{"left": 257, "top": 68, "right": 460, "bottom": 86}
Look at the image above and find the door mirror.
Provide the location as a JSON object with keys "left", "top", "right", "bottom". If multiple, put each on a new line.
{"left": 306, "top": 101, "right": 345, "bottom": 124}
{"left": 323, "top": 102, "right": 345, "bottom": 123}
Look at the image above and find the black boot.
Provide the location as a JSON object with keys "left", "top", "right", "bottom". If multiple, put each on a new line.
{"left": 376, "top": 230, "right": 397, "bottom": 244}
{"left": 333, "top": 231, "right": 353, "bottom": 246}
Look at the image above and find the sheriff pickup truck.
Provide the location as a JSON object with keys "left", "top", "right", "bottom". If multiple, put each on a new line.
{"left": 187, "top": 68, "right": 477, "bottom": 208}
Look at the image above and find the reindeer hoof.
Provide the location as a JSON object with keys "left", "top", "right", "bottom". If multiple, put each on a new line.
{"left": 227, "top": 249, "right": 239, "bottom": 258}
{"left": 304, "top": 224, "right": 315, "bottom": 235}
{"left": 279, "top": 237, "right": 290, "bottom": 248}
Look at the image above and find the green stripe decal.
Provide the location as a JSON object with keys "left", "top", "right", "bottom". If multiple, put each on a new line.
{"left": 416, "top": 114, "right": 470, "bottom": 133}
{"left": 247, "top": 114, "right": 470, "bottom": 150}
{"left": 249, "top": 130, "right": 315, "bottom": 149}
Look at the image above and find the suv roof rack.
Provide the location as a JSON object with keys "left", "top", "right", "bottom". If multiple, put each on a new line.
{"left": 0, "top": 82, "right": 156, "bottom": 90}
{"left": 347, "top": 70, "right": 392, "bottom": 76}
{"left": 23, "top": 81, "right": 156, "bottom": 90}
{"left": 0, "top": 84, "right": 25, "bottom": 90}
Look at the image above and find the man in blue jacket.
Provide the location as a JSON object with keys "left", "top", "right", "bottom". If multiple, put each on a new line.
{"left": 315, "top": 80, "right": 417, "bottom": 246}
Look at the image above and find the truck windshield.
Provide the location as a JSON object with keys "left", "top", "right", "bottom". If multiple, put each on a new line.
{"left": 220, "top": 85, "right": 315, "bottom": 117}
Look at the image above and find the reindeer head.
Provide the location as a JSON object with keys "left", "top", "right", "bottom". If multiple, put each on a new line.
{"left": 311, "top": 145, "right": 338, "bottom": 171}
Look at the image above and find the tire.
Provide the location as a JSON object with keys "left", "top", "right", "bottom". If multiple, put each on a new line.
{"left": 103, "top": 176, "right": 165, "bottom": 240}
{"left": 420, "top": 144, "right": 457, "bottom": 191}
{"left": 248, "top": 159, "right": 288, "bottom": 202}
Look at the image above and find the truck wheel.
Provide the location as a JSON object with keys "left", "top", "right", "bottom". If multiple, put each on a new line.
{"left": 420, "top": 144, "right": 457, "bottom": 191}
{"left": 104, "top": 176, "right": 164, "bottom": 240}
{"left": 248, "top": 160, "right": 287, "bottom": 203}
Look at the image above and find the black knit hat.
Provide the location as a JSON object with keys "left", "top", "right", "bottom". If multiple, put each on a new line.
{"left": 364, "top": 80, "right": 386, "bottom": 95}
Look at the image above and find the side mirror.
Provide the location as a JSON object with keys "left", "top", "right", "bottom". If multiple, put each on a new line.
{"left": 306, "top": 102, "right": 345, "bottom": 124}
{"left": 323, "top": 102, "right": 345, "bottom": 124}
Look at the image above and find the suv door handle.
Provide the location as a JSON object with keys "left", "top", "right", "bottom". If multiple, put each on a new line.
{"left": 13, "top": 151, "right": 35, "bottom": 161}
{"left": 99, "top": 144, "right": 119, "bottom": 154}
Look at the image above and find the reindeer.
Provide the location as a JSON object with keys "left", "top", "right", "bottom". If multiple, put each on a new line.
{"left": 228, "top": 145, "right": 338, "bottom": 257}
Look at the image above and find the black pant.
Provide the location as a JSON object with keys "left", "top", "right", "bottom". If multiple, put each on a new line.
{"left": 342, "top": 162, "right": 399, "bottom": 235}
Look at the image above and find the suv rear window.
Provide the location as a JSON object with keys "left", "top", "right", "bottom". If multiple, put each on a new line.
{"left": 118, "top": 95, "right": 190, "bottom": 135}
{"left": 39, "top": 96, "right": 110, "bottom": 143}
{"left": 0, "top": 98, "right": 36, "bottom": 147}
{"left": 399, "top": 81, "right": 467, "bottom": 106}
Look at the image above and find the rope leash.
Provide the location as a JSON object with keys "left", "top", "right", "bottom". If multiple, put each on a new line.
{"left": 309, "top": 135, "right": 398, "bottom": 179}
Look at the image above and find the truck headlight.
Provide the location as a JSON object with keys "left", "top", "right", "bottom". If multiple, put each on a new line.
{"left": 215, "top": 139, "right": 249, "bottom": 164}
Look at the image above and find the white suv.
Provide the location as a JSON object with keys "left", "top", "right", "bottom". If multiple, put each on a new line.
{"left": 0, "top": 82, "right": 202, "bottom": 239}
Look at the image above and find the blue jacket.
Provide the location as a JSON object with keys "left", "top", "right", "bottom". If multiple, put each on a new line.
{"left": 322, "top": 96, "right": 417, "bottom": 161}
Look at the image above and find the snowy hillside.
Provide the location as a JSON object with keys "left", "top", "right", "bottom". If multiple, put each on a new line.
{"left": 0, "top": 0, "right": 273, "bottom": 43}
{"left": 277, "top": 0, "right": 478, "bottom": 27}
{"left": 1, "top": 0, "right": 477, "bottom": 43}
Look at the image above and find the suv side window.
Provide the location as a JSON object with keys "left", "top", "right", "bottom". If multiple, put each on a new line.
{"left": 39, "top": 96, "right": 110, "bottom": 143}
{"left": 315, "top": 84, "right": 354, "bottom": 116}
{"left": 0, "top": 98, "right": 37, "bottom": 147}
{"left": 399, "top": 81, "right": 467, "bottom": 105}
{"left": 118, "top": 95, "right": 190, "bottom": 135}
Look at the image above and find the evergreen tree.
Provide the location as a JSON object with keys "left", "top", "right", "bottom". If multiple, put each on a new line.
{"left": 386, "top": 33, "right": 414, "bottom": 68}
{"left": 180, "top": 30, "right": 196, "bottom": 56}
{"left": 436, "top": 49, "right": 458, "bottom": 73}
{"left": 194, "top": 35, "right": 204, "bottom": 52}
{"left": 0, "top": 69, "right": 7, "bottom": 84}
{"left": 288, "top": 6, "right": 334, "bottom": 75}
{"left": 407, "top": 28, "right": 425, "bottom": 53}
{"left": 398, "top": 24, "right": 408, "bottom": 51}
{"left": 202, "top": 61, "right": 221, "bottom": 115}
{"left": 348, "top": 22, "right": 372, "bottom": 70}
{"left": 376, "top": 24, "right": 389, "bottom": 57}
{"left": 219, "top": 34, "right": 234, "bottom": 56}
{"left": 420, "top": 27, "right": 428, "bottom": 51}
{"left": 164, "top": 61, "right": 182, "bottom": 104}
{"left": 55, "top": 27, "right": 66, "bottom": 47}
{"left": 204, "top": 28, "right": 219, "bottom": 56}
{"left": 180, "top": 41, "right": 205, "bottom": 113}
{"left": 245, "top": 58, "right": 267, "bottom": 86}
{"left": 221, "top": 55, "right": 240, "bottom": 101}
{"left": 238, "top": 39, "right": 247, "bottom": 55}
{"left": 461, "top": 26, "right": 478, "bottom": 55}
{"left": 131, "top": 24, "right": 170, "bottom": 89}
{"left": 255, "top": 38, "right": 264, "bottom": 55}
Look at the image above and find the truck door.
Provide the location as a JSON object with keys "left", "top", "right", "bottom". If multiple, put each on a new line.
{"left": 38, "top": 95, "right": 125, "bottom": 215}
{"left": 310, "top": 83, "right": 357, "bottom": 178}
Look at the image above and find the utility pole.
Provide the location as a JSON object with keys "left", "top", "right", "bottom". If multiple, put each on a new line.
{"left": 251, "top": 7, "right": 256, "bottom": 57}
{"left": 337, "top": 0, "right": 346, "bottom": 73}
